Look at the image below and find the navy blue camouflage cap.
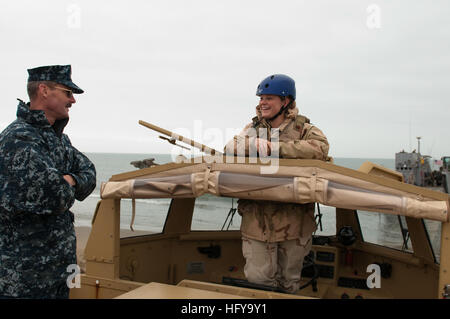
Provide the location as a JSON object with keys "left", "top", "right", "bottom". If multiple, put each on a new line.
{"left": 27, "top": 65, "right": 84, "bottom": 94}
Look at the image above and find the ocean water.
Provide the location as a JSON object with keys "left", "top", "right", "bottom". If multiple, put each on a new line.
{"left": 71, "top": 153, "right": 441, "bottom": 261}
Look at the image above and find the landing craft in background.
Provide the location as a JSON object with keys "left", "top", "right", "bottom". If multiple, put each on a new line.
{"left": 395, "top": 137, "right": 449, "bottom": 193}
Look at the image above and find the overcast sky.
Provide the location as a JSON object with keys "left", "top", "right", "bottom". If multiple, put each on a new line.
{"left": 1, "top": 0, "right": 449, "bottom": 159}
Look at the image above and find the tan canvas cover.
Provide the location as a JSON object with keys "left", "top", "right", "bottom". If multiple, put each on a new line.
{"left": 100, "top": 163, "right": 449, "bottom": 222}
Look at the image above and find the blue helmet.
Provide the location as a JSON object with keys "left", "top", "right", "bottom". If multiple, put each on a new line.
{"left": 256, "top": 74, "right": 296, "bottom": 100}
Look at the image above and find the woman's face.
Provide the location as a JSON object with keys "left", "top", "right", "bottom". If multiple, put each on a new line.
{"left": 258, "top": 94, "right": 285, "bottom": 119}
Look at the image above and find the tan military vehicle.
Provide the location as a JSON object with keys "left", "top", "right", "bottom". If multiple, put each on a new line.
{"left": 70, "top": 157, "right": 449, "bottom": 299}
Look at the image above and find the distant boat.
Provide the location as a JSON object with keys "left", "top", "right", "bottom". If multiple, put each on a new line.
{"left": 395, "top": 137, "right": 449, "bottom": 193}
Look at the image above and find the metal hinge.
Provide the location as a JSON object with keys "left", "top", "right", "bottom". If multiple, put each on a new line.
{"left": 443, "top": 285, "right": 450, "bottom": 299}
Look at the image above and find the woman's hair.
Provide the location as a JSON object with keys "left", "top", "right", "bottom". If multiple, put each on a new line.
{"left": 280, "top": 96, "right": 296, "bottom": 111}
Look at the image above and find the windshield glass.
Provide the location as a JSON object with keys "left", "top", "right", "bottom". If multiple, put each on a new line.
{"left": 191, "top": 194, "right": 242, "bottom": 231}
{"left": 314, "top": 204, "right": 336, "bottom": 236}
{"left": 120, "top": 198, "right": 171, "bottom": 238}
{"left": 357, "top": 211, "right": 413, "bottom": 253}
{"left": 423, "top": 219, "right": 441, "bottom": 263}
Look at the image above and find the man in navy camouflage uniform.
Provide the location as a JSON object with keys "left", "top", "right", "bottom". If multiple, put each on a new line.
{"left": 0, "top": 65, "right": 96, "bottom": 298}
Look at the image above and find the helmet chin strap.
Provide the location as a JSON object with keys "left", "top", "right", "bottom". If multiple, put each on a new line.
{"left": 266, "top": 100, "right": 293, "bottom": 123}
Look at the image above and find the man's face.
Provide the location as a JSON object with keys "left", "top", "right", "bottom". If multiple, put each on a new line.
{"left": 258, "top": 94, "right": 285, "bottom": 119}
{"left": 43, "top": 83, "right": 76, "bottom": 122}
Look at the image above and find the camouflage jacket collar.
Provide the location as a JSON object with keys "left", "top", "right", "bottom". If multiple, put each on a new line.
{"left": 17, "top": 99, "right": 51, "bottom": 128}
{"left": 16, "top": 99, "right": 69, "bottom": 137}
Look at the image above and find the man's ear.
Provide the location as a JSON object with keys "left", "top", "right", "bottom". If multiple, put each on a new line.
{"left": 38, "top": 83, "right": 49, "bottom": 98}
